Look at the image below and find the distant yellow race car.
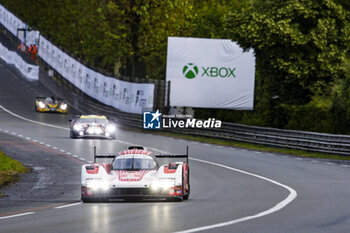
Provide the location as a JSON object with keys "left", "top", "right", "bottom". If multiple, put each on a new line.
{"left": 35, "top": 96, "right": 68, "bottom": 113}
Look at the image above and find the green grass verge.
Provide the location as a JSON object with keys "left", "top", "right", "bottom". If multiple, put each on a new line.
{"left": 0, "top": 151, "right": 28, "bottom": 190}
{"left": 121, "top": 126, "right": 350, "bottom": 161}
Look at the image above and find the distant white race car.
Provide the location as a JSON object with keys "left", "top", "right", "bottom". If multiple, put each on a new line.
{"left": 69, "top": 115, "right": 116, "bottom": 139}
{"left": 81, "top": 146, "right": 190, "bottom": 202}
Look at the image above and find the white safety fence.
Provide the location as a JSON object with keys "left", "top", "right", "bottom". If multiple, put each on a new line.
{"left": 38, "top": 36, "right": 154, "bottom": 113}
{"left": 0, "top": 4, "right": 155, "bottom": 114}
{"left": 0, "top": 42, "right": 39, "bottom": 80}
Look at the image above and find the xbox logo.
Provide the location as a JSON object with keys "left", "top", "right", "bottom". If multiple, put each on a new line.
{"left": 183, "top": 63, "right": 198, "bottom": 79}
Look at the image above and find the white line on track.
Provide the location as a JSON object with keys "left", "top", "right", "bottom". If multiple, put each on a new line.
{"left": 0, "top": 105, "right": 69, "bottom": 131}
{"left": 45, "top": 144, "right": 51, "bottom": 147}
{"left": 53, "top": 202, "right": 82, "bottom": 209}
{"left": 174, "top": 157, "right": 297, "bottom": 233}
{"left": 0, "top": 212, "right": 35, "bottom": 220}
{"left": 25, "top": 137, "right": 31, "bottom": 140}
{"left": 0, "top": 105, "right": 298, "bottom": 229}
{"left": 146, "top": 147, "right": 298, "bottom": 233}
{"left": 340, "top": 165, "right": 350, "bottom": 168}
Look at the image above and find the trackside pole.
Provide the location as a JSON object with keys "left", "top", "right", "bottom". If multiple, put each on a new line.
{"left": 94, "top": 146, "right": 96, "bottom": 162}
{"left": 186, "top": 146, "right": 189, "bottom": 164}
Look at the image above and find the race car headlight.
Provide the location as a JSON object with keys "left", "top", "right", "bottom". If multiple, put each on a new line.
{"left": 151, "top": 180, "right": 174, "bottom": 191}
{"left": 151, "top": 182, "right": 161, "bottom": 191}
{"left": 86, "top": 181, "right": 109, "bottom": 191}
{"left": 38, "top": 101, "right": 45, "bottom": 109}
{"left": 95, "top": 127, "right": 103, "bottom": 134}
{"left": 106, "top": 124, "right": 116, "bottom": 133}
{"left": 73, "top": 124, "right": 83, "bottom": 131}
{"left": 60, "top": 103, "right": 67, "bottom": 110}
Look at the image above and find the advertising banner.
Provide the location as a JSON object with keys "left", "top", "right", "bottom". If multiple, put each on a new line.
{"left": 37, "top": 35, "right": 154, "bottom": 113}
{"left": 166, "top": 37, "right": 255, "bottom": 110}
{"left": 4, "top": 49, "right": 15, "bottom": 64}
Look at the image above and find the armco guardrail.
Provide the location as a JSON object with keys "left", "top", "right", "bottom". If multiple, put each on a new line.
{"left": 171, "top": 123, "right": 350, "bottom": 155}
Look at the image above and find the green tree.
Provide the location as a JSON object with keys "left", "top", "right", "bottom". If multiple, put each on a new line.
{"left": 224, "top": 0, "right": 350, "bottom": 129}
{"left": 106, "top": 0, "right": 197, "bottom": 79}
{"left": 1, "top": 0, "right": 197, "bottom": 79}
{"left": 193, "top": 0, "right": 248, "bottom": 39}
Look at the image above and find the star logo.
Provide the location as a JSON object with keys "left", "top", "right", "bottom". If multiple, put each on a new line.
{"left": 150, "top": 110, "right": 162, "bottom": 122}
{"left": 143, "top": 110, "right": 162, "bottom": 129}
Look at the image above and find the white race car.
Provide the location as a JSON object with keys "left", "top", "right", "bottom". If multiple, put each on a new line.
{"left": 81, "top": 146, "right": 190, "bottom": 202}
{"left": 69, "top": 115, "right": 116, "bottom": 139}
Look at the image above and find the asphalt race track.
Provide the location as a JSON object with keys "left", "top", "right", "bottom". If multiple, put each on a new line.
{"left": 1, "top": 59, "right": 350, "bottom": 233}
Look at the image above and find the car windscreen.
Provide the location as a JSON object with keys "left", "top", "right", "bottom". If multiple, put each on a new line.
{"left": 113, "top": 157, "right": 156, "bottom": 170}
{"left": 77, "top": 118, "right": 108, "bottom": 124}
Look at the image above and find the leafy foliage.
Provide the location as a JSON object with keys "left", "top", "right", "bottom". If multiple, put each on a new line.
{"left": 223, "top": 0, "right": 350, "bottom": 132}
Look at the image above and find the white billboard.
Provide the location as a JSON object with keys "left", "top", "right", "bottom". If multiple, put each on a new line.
{"left": 166, "top": 37, "right": 255, "bottom": 109}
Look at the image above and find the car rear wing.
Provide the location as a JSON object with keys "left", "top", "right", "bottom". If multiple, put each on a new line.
{"left": 154, "top": 146, "right": 189, "bottom": 164}
{"left": 93, "top": 146, "right": 116, "bottom": 162}
{"left": 36, "top": 96, "right": 65, "bottom": 102}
